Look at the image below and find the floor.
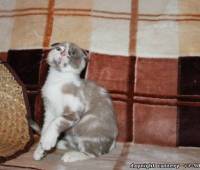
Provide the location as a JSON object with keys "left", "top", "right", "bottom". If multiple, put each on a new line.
{"left": 2, "top": 142, "right": 200, "bottom": 170}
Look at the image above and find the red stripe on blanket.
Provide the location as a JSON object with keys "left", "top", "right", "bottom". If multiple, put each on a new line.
{"left": 43, "top": 0, "right": 55, "bottom": 48}
{"left": 113, "top": 143, "right": 131, "bottom": 170}
{"left": 138, "top": 18, "right": 200, "bottom": 22}
{"left": 129, "top": 0, "right": 139, "bottom": 55}
{"left": 0, "top": 13, "right": 47, "bottom": 17}
{"left": 0, "top": 13, "right": 130, "bottom": 21}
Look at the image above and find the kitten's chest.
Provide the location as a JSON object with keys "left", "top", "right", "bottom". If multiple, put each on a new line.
{"left": 42, "top": 82, "right": 64, "bottom": 114}
{"left": 42, "top": 80, "right": 85, "bottom": 116}
{"left": 44, "top": 84, "right": 62, "bottom": 101}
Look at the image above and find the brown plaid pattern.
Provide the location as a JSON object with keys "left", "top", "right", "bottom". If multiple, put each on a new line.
{"left": 0, "top": 0, "right": 200, "bottom": 148}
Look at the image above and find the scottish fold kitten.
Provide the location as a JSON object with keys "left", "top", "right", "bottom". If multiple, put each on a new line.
{"left": 33, "top": 42, "right": 118, "bottom": 162}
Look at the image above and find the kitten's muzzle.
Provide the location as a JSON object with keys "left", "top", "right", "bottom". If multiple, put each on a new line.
{"left": 53, "top": 58, "right": 61, "bottom": 65}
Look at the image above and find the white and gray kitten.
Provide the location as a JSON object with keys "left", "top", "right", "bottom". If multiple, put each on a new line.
{"left": 33, "top": 42, "right": 118, "bottom": 162}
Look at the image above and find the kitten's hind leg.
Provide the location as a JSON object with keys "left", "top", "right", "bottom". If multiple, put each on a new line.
{"left": 61, "top": 137, "right": 113, "bottom": 162}
{"left": 78, "top": 137, "right": 114, "bottom": 157}
{"left": 60, "top": 135, "right": 95, "bottom": 162}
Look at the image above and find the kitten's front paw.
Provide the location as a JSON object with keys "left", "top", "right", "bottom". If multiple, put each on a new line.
{"left": 33, "top": 145, "right": 45, "bottom": 160}
{"left": 41, "top": 131, "right": 57, "bottom": 151}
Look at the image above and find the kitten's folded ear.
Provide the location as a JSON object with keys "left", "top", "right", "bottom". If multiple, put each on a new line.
{"left": 51, "top": 42, "right": 66, "bottom": 47}
{"left": 82, "top": 49, "right": 89, "bottom": 62}
{"left": 51, "top": 42, "right": 60, "bottom": 47}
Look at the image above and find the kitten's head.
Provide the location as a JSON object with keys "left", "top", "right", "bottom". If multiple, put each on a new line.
{"left": 47, "top": 42, "right": 88, "bottom": 74}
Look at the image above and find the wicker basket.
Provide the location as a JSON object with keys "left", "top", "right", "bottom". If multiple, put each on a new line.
{"left": 0, "top": 63, "right": 33, "bottom": 162}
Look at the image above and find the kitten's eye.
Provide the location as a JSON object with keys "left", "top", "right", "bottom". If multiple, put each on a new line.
{"left": 55, "top": 47, "right": 62, "bottom": 51}
{"left": 71, "top": 50, "right": 76, "bottom": 55}
{"left": 69, "top": 50, "right": 76, "bottom": 56}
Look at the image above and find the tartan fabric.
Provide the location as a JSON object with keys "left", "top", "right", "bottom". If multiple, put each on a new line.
{"left": 0, "top": 0, "right": 200, "bottom": 147}
{"left": 1, "top": 0, "right": 200, "bottom": 56}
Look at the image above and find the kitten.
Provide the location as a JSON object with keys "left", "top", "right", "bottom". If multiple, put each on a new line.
{"left": 33, "top": 42, "right": 118, "bottom": 162}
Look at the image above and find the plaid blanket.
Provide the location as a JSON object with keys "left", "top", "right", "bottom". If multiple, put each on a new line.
{"left": 0, "top": 0, "right": 200, "bottom": 147}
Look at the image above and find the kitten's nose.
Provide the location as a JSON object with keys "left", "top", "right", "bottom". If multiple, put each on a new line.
{"left": 53, "top": 59, "right": 61, "bottom": 65}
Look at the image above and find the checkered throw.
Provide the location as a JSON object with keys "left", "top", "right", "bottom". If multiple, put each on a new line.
{"left": 0, "top": 0, "right": 200, "bottom": 147}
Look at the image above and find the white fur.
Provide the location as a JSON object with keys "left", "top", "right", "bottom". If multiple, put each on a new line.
{"left": 47, "top": 44, "right": 86, "bottom": 74}
{"left": 61, "top": 151, "right": 93, "bottom": 162}
{"left": 99, "top": 87, "right": 107, "bottom": 96}
{"left": 80, "top": 136, "right": 110, "bottom": 143}
{"left": 42, "top": 68, "right": 82, "bottom": 117}
{"left": 33, "top": 43, "right": 116, "bottom": 162}
{"left": 40, "top": 117, "right": 74, "bottom": 151}
{"left": 63, "top": 94, "right": 83, "bottom": 112}
{"left": 56, "top": 140, "right": 68, "bottom": 150}
{"left": 47, "top": 43, "right": 70, "bottom": 70}
{"left": 33, "top": 144, "right": 45, "bottom": 160}
{"left": 33, "top": 43, "right": 89, "bottom": 161}
{"left": 34, "top": 67, "right": 84, "bottom": 161}
{"left": 109, "top": 141, "right": 116, "bottom": 152}
{"left": 40, "top": 126, "right": 58, "bottom": 151}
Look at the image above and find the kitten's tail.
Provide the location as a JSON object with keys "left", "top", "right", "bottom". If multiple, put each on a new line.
{"left": 29, "top": 119, "right": 41, "bottom": 134}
